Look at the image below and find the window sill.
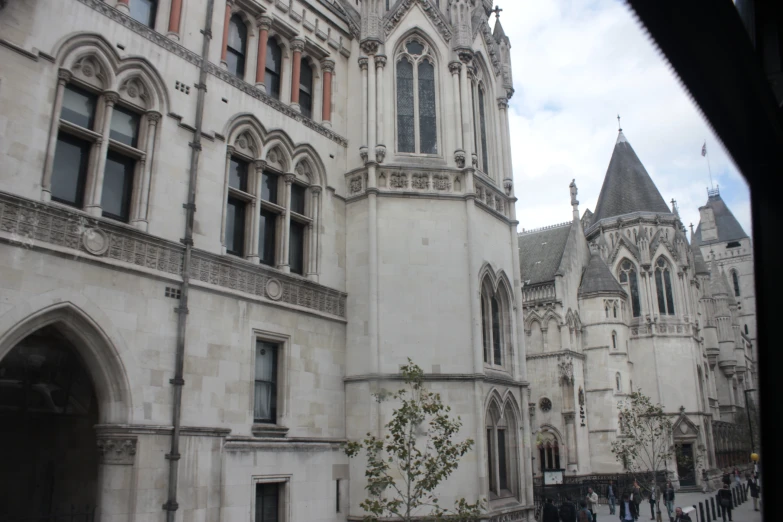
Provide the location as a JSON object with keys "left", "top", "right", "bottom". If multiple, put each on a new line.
{"left": 251, "top": 423, "right": 289, "bottom": 438}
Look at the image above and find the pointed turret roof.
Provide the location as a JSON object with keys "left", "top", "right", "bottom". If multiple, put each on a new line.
{"left": 591, "top": 131, "right": 672, "bottom": 225}
{"left": 692, "top": 191, "right": 749, "bottom": 245}
{"left": 578, "top": 253, "right": 626, "bottom": 297}
{"left": 493, "top": 19, "right": 508, "bottom": 42}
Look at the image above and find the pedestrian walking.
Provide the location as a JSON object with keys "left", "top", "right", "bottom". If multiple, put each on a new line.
{"left": 747, "top": 473, "right": 760, "bottom": 512}
{"left": 608, "top": 482, "right": 617, "bottom": 515}
{"left": 733, "top": 467, "right": 741, "bottom": 486}
{"left": 632, "top": 480, "right": 642, "bottom": 512}
{"left": 672, "top": 507, "right": 691, "bottom": 522}
{"left": 619, "top": 493, "right": 639, "bottom": 522}
{"left": 721, "top": 472, "right": 731, "bottom": 488}
{"left": 586, "top": 487, "right": 599, "bottom": 522}
{"left": 702, "top": 470, "right": 712, "bottom": 493}
{"left": 560, "top": 496, "right": 577, "bottom": 522}
{"left": 663, "top": 481, "right": 675, "bottom": 521}
{"left": 717, "top": 483, "right": 733, "bottom": 522}
{"left": 544, "top": 497, "right": 560, "bottom": 522}
{"left": 648, "top": 484, "right": 658, "bottom": 520}
{"left": 578, "top": 500, "right": 593, "bottom": 522}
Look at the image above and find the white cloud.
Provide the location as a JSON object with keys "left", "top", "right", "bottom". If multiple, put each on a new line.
{"left": 497, "top": 0, "right": 752, "bottom": 238}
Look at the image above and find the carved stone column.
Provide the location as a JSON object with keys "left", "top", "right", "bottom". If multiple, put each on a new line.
{"left": 449, "top": 62, "right": 464, "bottom": 165}
{"left": 87, "top": 92, "right": 119, "bottom": 217}
{"left": 248, "top": 159, "right": 266, "bottom": 263}
{"left": 115, "top": 0, "right": 130, "bottom": 14}
{"left": 359, "top": 57, "right": 369, "bottom": 161}
{"left": 564, "top": 412, "right": 578, "bottom": 466}
{"left": 220, "top": 1, "right": 232, "bottom": 68}
{"left": 374, "top": 55, "right": 386, "bottom": 161}
{"left": 458, "top": 51, "right": 474, "bottom": 160}
{"left": 255, "top": 16, "right": 272, "bottom": 90}
{"left": 132, "top": 111, "right": 160, "bottom": 231}
{"left": 279, "top": 173, "right": 295, "bottom": 272}
{"left": 307, "top": 186, "right": 321, "bottom": 281}
{"left": 321, "top": 59, "right": 335, "bottom": 126}
{"left": 290, "top": 38, "right": 305, "bottom": 110}
{"left": 95, "top": 435, "right": 137, "bottom": 519}
{"left": 219, "top": 146, "right": 234, "bottom": 253}
{"left": 42, "top": 69, "right": 72, "bottom": 202}
{"left": 167, "top": 0, "right": 183, "bottom": 40}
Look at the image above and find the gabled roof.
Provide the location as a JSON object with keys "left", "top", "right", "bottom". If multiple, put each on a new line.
{"left": 692, "top": 192, "right": 749, "bottom": 245}
{"left": 579, "top": 253, "right": 627, "bottom": 297}
{"left": 518, "top": 223, "right": 572, "bottom": 285}
{"left": 591, "top": 131, "right": 672, "bottom": 225}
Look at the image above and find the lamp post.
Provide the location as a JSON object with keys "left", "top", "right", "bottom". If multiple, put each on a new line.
{"left": 743, "top": 388, "right": 757, "bottom": 454}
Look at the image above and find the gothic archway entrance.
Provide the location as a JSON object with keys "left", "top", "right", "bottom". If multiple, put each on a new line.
{"left": 0, "top": 326, "right": 99, "bottom": 519}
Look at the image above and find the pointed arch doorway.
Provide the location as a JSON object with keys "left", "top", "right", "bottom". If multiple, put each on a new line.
{"left": 0, "top": 302, "right": 132, "bottom": 520}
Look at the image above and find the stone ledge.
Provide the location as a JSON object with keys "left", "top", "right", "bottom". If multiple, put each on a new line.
{"left": 94, "top": 424, "right": 232, "bottom": 437}
{"left": 0, "top": 191, "right": 347, "bottom": 319}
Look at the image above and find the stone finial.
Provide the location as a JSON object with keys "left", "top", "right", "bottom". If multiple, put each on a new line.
{"left": 570, "top": 179, "right": 579, "bottom": 220}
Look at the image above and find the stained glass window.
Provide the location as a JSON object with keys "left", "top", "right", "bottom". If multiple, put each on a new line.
{"left": 396, "top": 59, "right": 415, "bottom": 153}
{"left": 479, "top": 85, "right": 489, "bottom": 174}
{"left": 418, "top": 60, "right": 437, "bottom": 154}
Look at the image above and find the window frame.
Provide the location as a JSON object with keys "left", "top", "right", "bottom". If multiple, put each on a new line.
{"left": 618, "top": 259, "right": 642, "bottom": 318}
{"left": 654, "top": 257, "right": 676, "bottom": 316}
{"left": 480, "top": 283, "right": 510, "bottom": 370}
{"left": 252, "top": 330, "right": 290, "bottom": 430}
{"left": 298, "top": 58, "right": 314, "bottom": 119}
{"left": 129, "top": 0, "right": 158, "bottom": 28}
{"left": 394, "top": 36, "right": 440, "bottom": 156}
{"left": 486, "top": 405, "right": 517, "bottom": 500}
{"left": 265, "top": 37, "right": 284, "bottom": 100}
{"left": 252, "top": 475, "right": 291, "bottom": 522}
{"left": 731, "top": 269, "right": 741, "bottom": 297}
{"left": 226, "top": 13, "right": 248, "bottom": 78}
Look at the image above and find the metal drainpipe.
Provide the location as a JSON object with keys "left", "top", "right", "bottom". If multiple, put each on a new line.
{"left": 163, "top": 0, "right": 214, "bottom": 518}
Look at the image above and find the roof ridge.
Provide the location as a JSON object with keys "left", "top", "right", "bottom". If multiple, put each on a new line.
{"left": 519, "top": 221, "right": 572, "bottom": 235}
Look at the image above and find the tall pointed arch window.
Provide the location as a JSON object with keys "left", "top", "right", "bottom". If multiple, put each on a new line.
{"left": 654, "top": 257, "right": 675, "bottom": 315}
{"left": 299, "top": 59, "right": 314, "bottom": 119}
{"left": 480, "top": 279, "right": 509, "bottom": 368}
{"left": 396, "top": 38, "right": 438, "bottom": 155}
{"left": 227, "top": 14, "right": 247, "bottom": 78}
{"left": 265, "top": 38, "right": 283, "bottom": 100}
{"left": 487, "top": 403, "right": 518, "bottom": 499}
{"left": 477, "top": 84, "right": 490, "bottom": 175}
{"left": 618, "top": 260, "right": 641, "bottom": 317}
{"left": 731, "top": 269, "right": 740, "bottom": 297}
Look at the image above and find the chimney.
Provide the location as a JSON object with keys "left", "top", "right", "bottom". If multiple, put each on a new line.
{"left": 699, "top": 206, "right": 718, "bottom": 242}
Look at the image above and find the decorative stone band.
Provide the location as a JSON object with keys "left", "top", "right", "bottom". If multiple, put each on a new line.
{"left": 0, "top": 192, "right": 347, "bottom": 319}
{"left": 96, "top": 436, "right": 137, "bottom": 465}
{"left": 630, "top": 323, "right": 697, "bottom": 337}
{"left": 522, "top": 283, "right": 556, "bottom": 303}
{"left": 225, "top": 436, "right": 346, "bottom": 452}
{"left": 75, "top": 0, "right": 348, "bottom": 147}
{"left": 344, "top": 372, "right": 530, "bottom": 388}
{"left": 527, "top": 349, "right": 586, "bottom": 361}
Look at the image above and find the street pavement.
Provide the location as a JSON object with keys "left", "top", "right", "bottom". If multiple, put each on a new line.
{"left": 591, "top": 487, "right": 762, "bottom": 522}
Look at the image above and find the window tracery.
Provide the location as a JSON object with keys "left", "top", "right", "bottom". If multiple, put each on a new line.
{"left": 618, "top": 259, "right": 641, "bottom": 317}
{"left": 395, "top": 37, "right": 438, "bottom": 155}
{"left": 486, "top": 401, "right": 519, "bottom": 499}
{"left": 654, "top": 257, "right": 675, "bottom": 315}
{"left": 227, "top": 14, "right": 248, "bottom": 78}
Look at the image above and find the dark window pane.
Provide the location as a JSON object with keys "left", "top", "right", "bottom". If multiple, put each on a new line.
{"left": 396, "top": 59, "right": 415, "bottom": 153}
{"left": 130, "top": 0, "right": 156, "bottom": 27}
{"left": 664, "top": 269, "right": 675, "bottom": 315}
{"left": 255, "top": 482, "right": 280, "bottom": 522}
{"left": 254, "top": 341, "right": 277, "bottom": 423}
{"left": 300, "top": 91, "right": 312, "bottom": 119}
{"left": 539, "top": 446, "right": 546, "bottom": 472}
{"left": 229, "top": 157, "right": 249, "bottom": 192}
{"left": 498, "top": 430, "right": 508, "bottom": 490}
{"left": 259, "top": 209, "right": 277, "bottom": 266}
{"left": 291, "top": 184, "right": 306, "bottom": 215}
{"left": 554, "top": 445, "right": 560, "bottom": 469}
{"left": 51, "top": 134, "right": 90, "bottom": 207}
{"left": 732, "top": 271, "right": 740, "bottom": 297}
{"left": 406, "top": 41, "right": 424, "bottom": 55}
{"left": 226, "top": 197, "right": 246, "bottom": 256}
{"left": 110, "top": 106, "right": 140, "bottom": 148}
{"left": 289, "top": 221, "right": 305, "bottom": 275}
{"left": 227, "top": 15, "right": 247, "bottom": 77}
{"left": 61, "top": 86, "right": 97, "bottom": 129}
{"left": 479, "top": 86, "right": 489, "bottom": 173}
{"left": 418, "top": 60, "right": 437, "bottom": 154}
{"left": 487, "top": 428, "right": 495, "bottom": 493}
{"left": 101, "top": 151, "right": 135, "bottom": 222}
{"left": 261, "top": 172, "right": 278, "bottom": 203}
{"left": 266, "top": 40, "right": 283, "bottom": 99}
{"left": 266, "top": 71, "right": 281, "bottom": 99}
{"left": 655, "top": 269, "right": 666, "bottom": 314}
{"left": 491, "top": 296, "right": 502, "bottom": 365}
{"left": 619, "top": 271, "right": 627, "bottom": 283}
{"left": 481, "top": 298, "right": 489, "bottom": 363}
{"left": 629, "top": 270, "right": 641, "bottom": 317}
{"left": 299, "top": 62, "right": 313, "bottom": 117}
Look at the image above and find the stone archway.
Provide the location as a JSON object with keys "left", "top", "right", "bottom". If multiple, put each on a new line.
{"left": 0, "top": 301, "right": 133, "bottom": 519}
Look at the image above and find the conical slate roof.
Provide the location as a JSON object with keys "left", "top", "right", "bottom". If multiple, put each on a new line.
{"left": 578, "top": 253, "right": 626, "bottom": 297}
{"left": 692, "top": 192, "right": 748, "bottom": 245}
{"left": 591, "top": 131, "right": 672, "bottom": 224}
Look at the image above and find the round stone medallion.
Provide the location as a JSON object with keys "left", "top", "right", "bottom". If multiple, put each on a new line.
{"left": 265, "top": 278, "right": 283, "bottom": 301}
{"left": 82, "top": 228, "right": 109, "bottom": 256}
{"left": 539, "top": 397, "right": 552, "bottom": 412}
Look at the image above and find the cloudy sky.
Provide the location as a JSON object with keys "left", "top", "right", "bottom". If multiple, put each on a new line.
{"left": 494, "top": 0, "right": 752, "bottom": 237}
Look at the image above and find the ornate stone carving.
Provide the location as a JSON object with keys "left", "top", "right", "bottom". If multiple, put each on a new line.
{"left": 384, "top": 0, "right": 452, "bottom": 41}
{"left": 291, "top": 38, "right": 306, "bottom": 53}
{"left": 57, "top": 68, "right": 73, "bottom": 83}
{"left": 471, "top": 153, "right": 479, "bottom": 168}
{"left": 82, "top": 228, "right": 109, "bottom": 256}
{"left": 0, "top": 193, "right": 347, "bottom": 318}
{"left": 497, "top": 97, "right": 509, "bottom": 110}
{"left": 503, "top": 178, "right": 513, "bottom": 195}
{"left": 96, "top": 437, "right": 137, "bottom": 465}
{"left": 104, "top": 91, "right": 120, "bottom": 105}
{"left": 349, "top": 177, "right": 363, "bottom": 194}
{"left": 432, "top": 174, "right": 450, "bottom": 191}
{"left": 374, "top": 55, "right": 387, "bottom": 69}
{"left": 265, "top": 278, "right": 283, "bottom": 301}
{"left": 358, "top": 57, "right": 369, "bottom": 70}
{"left": 378, "top": 173, "right": 387, "bottom": 188}
{"left": 529, "top": 402, "right": 536, "bottom": 418}
{"left": 389, "top": 173, "right": 407, "bottom": 189}
{"left": 375, "top": 144, "right": 386, "bottom": 164}
{"left": 495, "top": 198, "right": 504, "bottom": 213}
{"left": 258, "top": 15, "right": 273, "bottom": 31}
{"left": 458, "top": 49, "right": 474, "bottom": 64}
{"left": 448, "top": 61, "right": 462, "bottom": 75}
{"left": 320, "top": 59, "right": 335, "bottom": 73}
{"left": 558, "top": 357, "right": 575, "bottom": 384}
{"left": 359, "top": 146, "right": 368, "bottom": 163}
{"left": 146, "top": 111, "right": 162, "bottom": 124}
{"left": 454, "top": 150, "right": 466, "bottom": 169}
{"left": 360, "top": 40, "right": 379, "bottom": 55}
{"left": 411, "top": 174, "right": 429, "bottom": 190}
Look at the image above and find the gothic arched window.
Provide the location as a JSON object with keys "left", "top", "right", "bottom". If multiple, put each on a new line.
{"left": 611, "top": 331, "right": 617, "bottom": 350}
{"left": 226, "top": 14, "right": 247, "bottom": 78}
{"left": 480, "top": 276, "right": 511, "bottom": 369}
{"left": 655, "top": 257, "right": 675, "bottom": 315}
{"left": 487, "top": 404, "right": 518, "bottom": 498}
{"left": 616, "top": 372, "right": 622, "bottom": 392}
{"left": 731, "top": 269, "right": 740, "bottom": 297}
{"left": 299, "top": 59, "right": 314, "bottom": 119}
{"left": 618, "top": 260, "right": 641, "bottom": 317}
{"left": 265, "top": 38, "right": 283, "bottom": 100}
{"left": 478, "top": 84, "right": 489, "bottom": 175}
{"left": 396, "top": 38, "right": 438, "bottom": 155}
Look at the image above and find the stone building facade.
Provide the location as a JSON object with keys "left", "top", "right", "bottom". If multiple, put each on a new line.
{"left": 0, "top": 0, "right": 534, "bottom": 520}
{"left": 519, "top": 130, "right": 757, "bottom": 487}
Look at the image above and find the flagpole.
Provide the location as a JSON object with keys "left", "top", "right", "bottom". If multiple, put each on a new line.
{"left": 703, "top": 140, "right": 714, "bottom": 190}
